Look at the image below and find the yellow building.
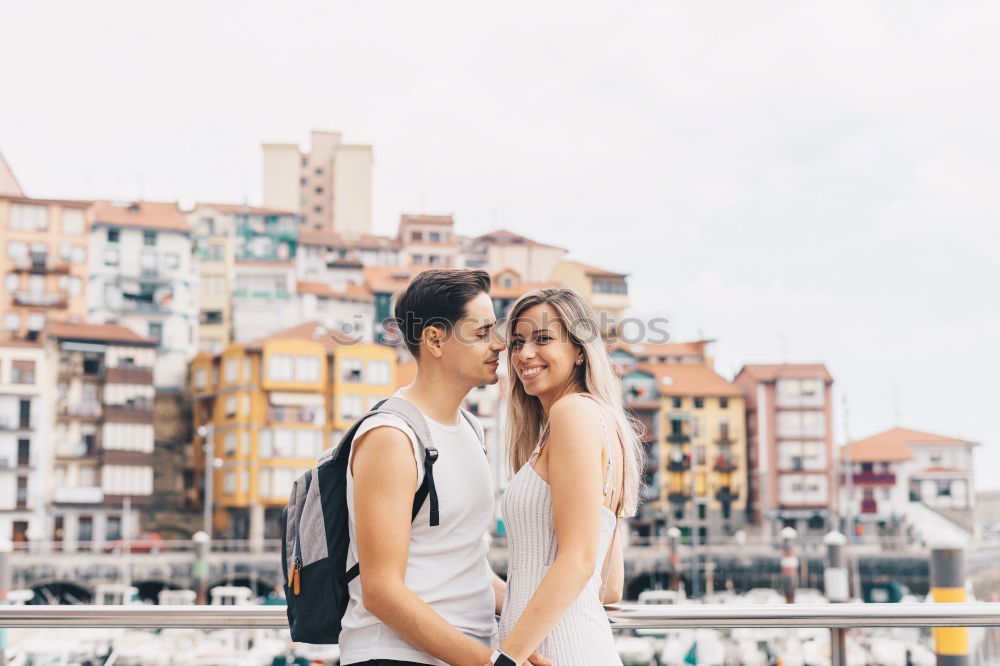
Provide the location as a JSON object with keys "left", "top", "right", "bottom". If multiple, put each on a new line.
{"left": 190, "top": 320, "right": 396, "bottom": 544}
{"left": 620, "top": 361, "right": 747, "bottom": 540}
{"left": 548, "top": 260, "right": 629, "bottom": 338}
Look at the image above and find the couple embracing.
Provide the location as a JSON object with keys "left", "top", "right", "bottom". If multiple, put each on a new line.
{"left": 340, "top": 268, "right": 640, "bottom": 666}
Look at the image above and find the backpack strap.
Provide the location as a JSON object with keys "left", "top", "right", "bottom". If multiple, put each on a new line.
{"left": 459, "top": 408, "right": 486, "bottom": 454}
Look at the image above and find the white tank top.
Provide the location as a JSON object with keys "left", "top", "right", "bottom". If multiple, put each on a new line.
{"left": 340, "top": 393, "right": 497, "bottom": 665}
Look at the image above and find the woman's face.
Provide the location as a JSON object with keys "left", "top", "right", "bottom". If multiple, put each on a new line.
{"left": 510, "top": 303, "right": 583, "bottom": 400}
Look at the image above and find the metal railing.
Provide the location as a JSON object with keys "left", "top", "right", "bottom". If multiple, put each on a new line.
{"left": 0, "top": 602, "right": 996, "bottom": 629}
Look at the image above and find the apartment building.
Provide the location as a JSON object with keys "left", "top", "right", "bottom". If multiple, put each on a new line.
{"left": 398, "top": 215, "right": 460, "bottom": 267}
{"left": 840, "top": 427, "right": 979, "bottom": 541}
{"left": 549, "top": 260, "right": 629, "bottom": 338}
{"left": 621, "top": 363, "right": 747, "bottom": 539}
{"left": 733, "top": 364, "right": 836, "bottom": 536}
{"left": 1, "top": 194, "right": 91, "bottom": 340}
{"left": 462, "top": 229, "right": 567, "bottom": 282}
{"left": 46, "top": 322, "right": 157, "bottom": 551}
{"left": 261, "top": 130, "right": 373, "bottom": 234}
{"left": 297, "top": 229, "right": 400, "bottom": 277}
{"left": 190, "top": 321, "right": 396, "bottom": 543}
{"left": 88, "top": 201, "right": 196, "bottom": 389}
{"left": 0, "top": 338, "right": 50, "bottom": 544}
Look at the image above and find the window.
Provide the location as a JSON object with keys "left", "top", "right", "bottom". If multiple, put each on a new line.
{"left": 12, "top": 360, "right": 36, "bottom": 384}
{"left": 163, "top": 252, "right": 180, "bottom": 270}
{"left": 695, "top": 445, "right": 706, "bottom": 465}
{"left": 341, "top": 358, "right": 363, "bottom": 382}
{"left": 3, "top": 313, "right": 19, "bottom": 331}
{"left": 366, "top": 360, "right": 391, "bottom": 385}
{"left": 411, "top": 231, "right": 423, "bottom": 242}
{"left": 61, "top": 208, "right": 85, "bottom": 235}
{"left": 147, "top": 322, "right": 163, "bottom": 343}
{"left": 68, "top": 277, "right": 82, "bottom": 297}
{"left": 225, "top": 396, "right": 237, "bottom": 417}
{"left": 200, "top": 310, "right": 224, "bottom": 325}
{"left": 104, "top": 246, "right": 120, "bottom": 266}
{"left": 295, "top": 356, "right": 321, "bottom": 382}
{"left": 340, "top": 394, "right": 364, "bottom": 420}
{"left": 314, "top": 205, "right": 322, "bottom": 213}
{"left": 17, "top": 439, "right": 30, "bottom": 466}
{"left": 315, "top": 186, "right": 323, "bottom": 194}
{"left": 243, "top": 358, "right": 252, "bottom": 382}
{"left": 694, "top": 397, "right": 704, "bottom": 409}
{"left": 106, "top": 516, "right": 122, "bottom": 541}
{"left": 671, "top": 397, "right": 682, "bottom": 408}
{"left": 194, "top": 368, "right": 207, "bottom": 390}
{"left": 224, "top": 471, "right": 236, "bottom": 495}
{"left": 27, "top": 313, "right": 44, "bottom": 331}
{"left": 776, "top": 410, "right": 826, "bottom": 438}
{"left": 937, "top": 481, "right": 952, "bottom": 497}
{"left": 143, "top": 230, "right": 157, "bottom": 246}
{"left": 429, "top": 232, "right": 440, "bottom": 242}
{"left": 6, "top": 241, "right": 27, "bottom": 259}
{"left": 224, "top": 432, "right": 237, "bottom": 456}
{"left": 107, "top": 228, "right": 120, "bottom": 243}
{"left": 71, "top": 245, "right": 86, "bottom": 263}
{"left": 269, "top": 354, "right": 294, "bottom": 381}
{"left": 412, "top": 254, "right": 424, "bottom": 264}
{"left": 4, "top": 273, "right": 18, "bottom": 291}
{"left": 295, "top": 429, "right": 321, "bottom": 458}
{"left": 719, "top": 397, "right": 729, "bottom": 409}
{"left": 225, "top": 358, "right": 239, "bottom": 382}
{"left": 10, "top": 204, "right": 48, "bottom": 231}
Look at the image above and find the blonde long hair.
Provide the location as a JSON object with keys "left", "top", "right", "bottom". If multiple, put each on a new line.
{"left": 504, "top": 288, "right": 642, "bottom": 517}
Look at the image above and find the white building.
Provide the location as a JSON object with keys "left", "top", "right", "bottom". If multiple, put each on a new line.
{"left": 839, "top": 427, "right": 979, "bottom": 542}
{"left": 46, "top": 322, "right": 157, "bottom": 551}
{"left": 297, "top": 229, "right": 400, "bottom": 273}
{"left": 87, "top": 201, "right": 197, "bottom": 388}
{"left": 231, "top": 258, "right": 298, "bottom": 342}
{"left": 398, "top": 215, "right": 460, "bottom": 267}
{"left": 0, "top": 338, "right": 51, "bottom": 545}
{"left": 262, "top": 130, "right": 373, "bottom": 234}
{"left": 462, "top": 229, "right": 567, "bottom": 283}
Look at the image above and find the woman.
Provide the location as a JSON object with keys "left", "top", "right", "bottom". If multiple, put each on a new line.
{"left": 489, "top": 288, "right": 642, "bottom": 666}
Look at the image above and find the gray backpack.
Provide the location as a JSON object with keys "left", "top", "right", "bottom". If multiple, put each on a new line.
{"left": 280, "top": 396, "right": 484, "bottom": 644}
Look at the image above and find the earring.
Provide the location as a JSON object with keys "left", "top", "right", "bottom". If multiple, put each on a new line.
{"left": 575, "top": 358, "right": 584, "bottom": 366}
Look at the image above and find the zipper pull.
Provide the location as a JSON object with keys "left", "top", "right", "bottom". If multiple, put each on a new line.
{"left": 292, "top": 558, "right": 302, "bottom": 595}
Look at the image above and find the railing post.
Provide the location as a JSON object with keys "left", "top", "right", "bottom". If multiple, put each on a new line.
{"left": 824, "top": 531, "right": 848, "bottom": 666}
{"left": 0, "top": 538, "right": 11, "bottom": 665}
{"left": 931, "top": 542, "right": 970, "bottom": 666}
{"left": 193, "top": 530, "right": 210, "bottom": 605}
{"left": 780, "top": 526, "right": 798, "bottom": 604}
{"left": 667, "top": 526, "right": 681, "bottom": 592}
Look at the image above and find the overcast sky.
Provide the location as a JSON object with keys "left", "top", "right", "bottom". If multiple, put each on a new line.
{"left": 3, "top": 1, "right": 998, "bottom": 489}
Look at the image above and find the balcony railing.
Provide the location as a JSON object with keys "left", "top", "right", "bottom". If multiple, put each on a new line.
{"left": 13, "top": 291, "right": 69, "bottom": 308}
{"left": 861, "top": 498, "right": 879, "bottom": 514}
{"left": 842, "top": 472, "right": 896, "bottom": 485}
{"left": 59, "top": 401, "right": 102, "bottom": 418}
{"left": 12, "top": 256, "right": 71, "bottom": 274}
{"left": 2, "top": 602, "right": 995, "bottom": 630}
{"left": 713, "top": 453, "right": 738, "bottom": 473}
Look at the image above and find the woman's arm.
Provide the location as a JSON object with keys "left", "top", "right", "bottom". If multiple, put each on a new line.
{"left": 601, "top": 521, "right": 625, "bottom": 605}
{"left": 495, "top": 395, "right": 607, "bottom": 664}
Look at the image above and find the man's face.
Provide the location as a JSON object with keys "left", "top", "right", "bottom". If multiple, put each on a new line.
{"left": 438, "top": 291, "right": 506, "bottom": 388}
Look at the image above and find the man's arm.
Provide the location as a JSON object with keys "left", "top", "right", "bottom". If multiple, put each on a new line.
{"left": 492, "top": 572, "right": 506, "bottom": 616}
{"left": 352, "top": 425, "right": 491, "bottom": 666}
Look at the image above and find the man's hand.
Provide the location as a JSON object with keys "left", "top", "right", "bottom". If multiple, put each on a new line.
{"left": 481, "top": 651, "right": 552, "bottom": 666}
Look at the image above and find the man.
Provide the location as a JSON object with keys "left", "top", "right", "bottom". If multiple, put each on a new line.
{"left": 340, "top": 268, "right": 549, "bottom": 666}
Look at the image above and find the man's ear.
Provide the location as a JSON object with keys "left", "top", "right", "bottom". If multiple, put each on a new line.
{"left": 422, "top": 325, "right": 446, "bottom": 359}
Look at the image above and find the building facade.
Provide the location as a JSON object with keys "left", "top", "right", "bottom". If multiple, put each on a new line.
{"left": 87, "top": 201, "right": 197, "bottom": 389}
{"left": 620, "top": 362, "right": 748, "bottom": 540}
{"left": 548, "top": 260, "right": 629, "bottom": 338}
{"left": 461, "top": 229, "right": 567, "bottom": 282}
{"left": 733, "top": 364, "right": 836, "bottom": 536}
{"left": 261, "top": 130, "right": 373, "bottom": 234}
{"left": 0, "top": 338, "right": 50, "bottom": 544}
{"left": 398, "top": 215, "right": 460, "bottom": 267}
{"left": 46, "top": 322, "right": 157, "bottom": 551}
{"left": 190, "top": 321, "right": 396, "bottom": 544}
{"left": 1, "top": 195, "right": 91, "bottom": 340}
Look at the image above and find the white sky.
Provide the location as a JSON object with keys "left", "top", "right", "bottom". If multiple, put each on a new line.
{"left": 2, "top": 1, "right": 998, "bottom": 489}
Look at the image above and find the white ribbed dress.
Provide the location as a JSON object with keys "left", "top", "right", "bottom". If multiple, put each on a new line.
{"left": 498, "top": 398, "right": 623, "bottom": 666}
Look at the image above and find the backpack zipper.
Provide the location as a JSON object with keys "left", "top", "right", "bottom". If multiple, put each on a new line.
{"left": 291, "top": 556, "right": 302, "bottom": 595}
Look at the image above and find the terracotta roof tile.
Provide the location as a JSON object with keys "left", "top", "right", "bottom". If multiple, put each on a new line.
{"left": 195, "top": 202, "right": 298, "bottom": 216}
{"left": 633, "top": 362, "right": 743, "bottom": 398}
{"left": 45, "top": 321, "right": 156, "bottom": 346}
{"left": 614, "top": 340, "right": 712, "bottom": 360}
{"left": 841, "top": 427, "right": 978, "bottom": 462}
{"left": 560, "top": 260, "right": 627, "bottom": 278}
{"left": 737, "top": 363, "right": 834, "bottom": 383}
{"left": 93, "top": 200, "right": 189, "bottom": 233}
{"left": 474, "top": 229, "right": 566, "bottom": 251}
{"left": 296, "top": 281, "right": 374, "bottom": 301}
{"left": 244, "top": 321, "right": 361, "bottom": 352}
{"left": 362, "top": 265, "right": 424, "bottom": 294}
{"left": 298, "top": 229, "right": 401, "bottom": 251}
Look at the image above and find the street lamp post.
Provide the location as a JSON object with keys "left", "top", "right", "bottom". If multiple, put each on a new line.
{"left": 198, "top": 425, "right": 217, "bottom": 540}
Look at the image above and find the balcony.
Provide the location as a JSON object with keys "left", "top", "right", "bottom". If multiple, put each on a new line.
{"left": 104, "top": 401, "right": 154, "bottom": 424}
{"left": 267, "top": 406, "right": 323, "bottom": 424}
{"left": 0, "top": 415, "right": 31, "bottom": 431}
{"left": 667, "top": 491, "right": 691, "bottom": 504}
{"left": 52, "top": 486, "right": 104, "bottom": 504}
{"left": 667, "top": 432, "right": 690, "bottom": 444}
{"left": 713, "top": 453, "right": 738, "bottom": 473}
{"left": 105, "top": 366, "right": 154, "bottom": 385}
{"left": 12, "top": 256, "right": 70, "bottom": 274}
{"left": 59, "top": 401, "right": 102, "bottom": 419}
{"left": 842, "top": 472, "right": 896, "bottom": 485}
{"left": 13, "top": 291, "right": 69, "bottom": 308}
{"left": 666, "top": 452, "right": 691, "bottom": 472}
{"left": 861, "top": 498, "right": 879, "bottom": 514}
{"left": 716, "top": 486, "right": 739, "bottom": 503}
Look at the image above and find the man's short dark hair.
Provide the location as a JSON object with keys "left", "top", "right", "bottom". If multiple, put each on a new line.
{"left": 392, "top": 269, "right": 492, "bottom": 358}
